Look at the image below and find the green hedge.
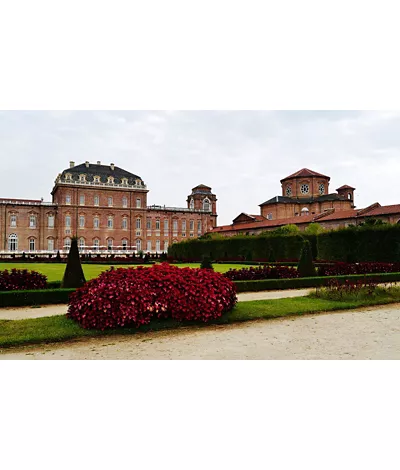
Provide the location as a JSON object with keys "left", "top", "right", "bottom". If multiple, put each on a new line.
{"left": 234, "top": 272, "right": 400, "bottom": 293}
{"left": 317, "top": 225, "right": 400, "bottom": 262}
{"left": 0, "top": 288, "right": 75, "bottom": 307}
{"left": 169, "top": 225, "right": 400, "bottom": 262}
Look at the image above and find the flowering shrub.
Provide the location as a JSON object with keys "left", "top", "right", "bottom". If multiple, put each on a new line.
{"left": 0, "top": 269, "right": 47, "bottom": 291}
{"left": 315, "top": 278, "right": 379, "bottom": 301}
{"left": 319, "top": 262, "right": 400, "bottom": 276}
{"left": 223, "top": 265, "right": 299, "bottom": 281}
{"left": 67, "top": 263, "right": 237, "bottom": 330}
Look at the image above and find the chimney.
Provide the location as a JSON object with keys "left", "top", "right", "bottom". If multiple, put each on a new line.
{"left": 110, "top": 163, "right": 115, "bottom": 170}
{"left": 69, "top": 161, "right": 75, "bottom": 168}
{"left": 85, "top": 161, "right": 89, "bottom": 168}
{"left": 97, "top": 161, "right": 101, "bottom": 165}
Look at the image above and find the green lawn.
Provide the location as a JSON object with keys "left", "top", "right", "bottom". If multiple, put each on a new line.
{"left": 0, "top": 262, "right": 247, "bottom": 282}
{"left": 1, "top": 294, "right": 399, "bottom": 350}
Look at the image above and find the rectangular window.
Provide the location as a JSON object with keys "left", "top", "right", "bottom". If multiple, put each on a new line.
{"left": 108, "top": 197, "right": 113, "bottom": 207}
{"left": 136, "top": 198, "right": 141, "bottom": 208}
{"left": 93, "top": 239, "right": 100, "bottom": 250}
{"left": 147, "top": 241, "right": 152, "bottom": 252}
{"left": 29, "top": 239, "right": 35, "bottom": 251}
{"left": 122, "top": 197, "right": 128, "bottom": 208}
{"left": 94, "top": 217, "right": 100, "bottom": 229}
{"left": 136, "top": 239, "right": 142, "bottom": 252}
{"left": 107, "top": 239, "right": 113, "bottom": 250}
{"left": 66, "top": 195, "right": 71, "bottom": 205}
{"left": 147, "top": 218, "right": 151, "bottom": 230}
{"left": 10, "top": 215, "right": 17, "bottom": 227}
{"left": 48, "top": 215, "right": 55, "bottom": 228}
{"left": 156, "top": 240, "right": 160, "bottom": 252}
{"left": 107, "top": 217, "right": 113, "bottom": 229}
{"left": 29, "top": 215, "right": 36, "bottom": 228}
{"left": 136, "top": 218, "right": 141, "bottom": 229}
{"left": 182, "top": 220, "right": 186, "bottom": 231}
{"left": 190, "top": 220, "right": 194, "bottom": 231}
{"left": 197, "top": 220, "right": 202, "bottom": 233}
{"left": 79, "top": 195, "right": 85, "bottom": 205}
{"left": 122, "top": 239, "right": 128, "bottom": 250}
{"left": 48, "top": 239, "right": 54, "bottom": 251}
{"left": 65, "top": 216, "right": 71, "bottom": 228}
{"left": 79, "top": 216, "right": 85, "bottom": 228}
{"left": 173, "top": 220, "right": 178, "bottom": 232}
{"left": 164, "top": 241, "right": 169, "bottom": 251}
{"left": 155, "top": 219, "right": 160, "bottom": 230}
{"left": 122, "top": 218, "right": 128, "bottom": 229}
{"left": 164, "top": 219, "right": 169, "bottom": 231}
{"left": 94, "top": 195, "right": 100, "bottom": 206}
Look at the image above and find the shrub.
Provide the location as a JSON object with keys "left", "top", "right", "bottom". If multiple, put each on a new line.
{"left": 318, "top": 262, "right": 400, "bottom": 276}
{"left": 224, "top": 265, "right": 298, "bottom": 281}
{"left": 297, "top": 240, "right": 316, "bottom": 277}
{"left": 0, "top": 269, "right": 47, "bottom": 291}
{"left": 200, "top": 256, "right": 214, "bottom": 270}
{"left": 0, "top": 288, "right": 74, "bottom": 307}
{"left": 61, "top": 238, "right": 86, "bottom": 288}
{"left": 68, "top": 263, "right": 237, "bottom": 330}
{"left": 314, "top": 278, "right": 380, "bottom": 301}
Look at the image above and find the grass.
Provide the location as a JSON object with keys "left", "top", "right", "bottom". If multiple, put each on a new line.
{"left": 0, "top": 263, "right": 249, "bottom": 282}
{"left": 1, "top": 293, "right": 399, "bottom": 350}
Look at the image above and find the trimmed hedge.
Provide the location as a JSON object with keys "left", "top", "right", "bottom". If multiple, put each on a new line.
{"left": 0, "top": 289, "right": 75, "bottom": 307}
{"left": 234, "top": 272, "right": 400, "bottom": 293}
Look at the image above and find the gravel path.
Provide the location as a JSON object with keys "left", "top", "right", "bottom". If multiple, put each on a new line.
{"left": 0, "top": 289, "right": 313, "bottom": 320}
{"left": 2, "top": 304, "right": 399, "bottom": 360}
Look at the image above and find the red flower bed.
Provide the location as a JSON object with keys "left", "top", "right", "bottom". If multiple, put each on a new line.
{"left": 0, "top": 268, "right": 47, "bottom": 291}
{"left": 223, "top": 265, "right": 299, "bottom": 281}
{"left": 319, "top": 262, "right": 400, "bottom": 276}
{"left": 67, "top": 263, "right": 237, "bottom": 330}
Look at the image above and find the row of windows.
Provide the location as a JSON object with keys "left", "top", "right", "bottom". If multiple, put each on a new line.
{"left": 8, "top": 215, "right": 55, "bottom": 229}
{"left": 65, "top": 195, "right": 142, "bottom": 208}
{"left": 63, "top": 237, "right": 168, "bottom": 252}
{"left": 64, "top": 173, "right": 141, "bottom": 186}
{"left": 190, "top": 198, "right": 211, "bottom": 211}
{"left": 7, "top": 234, "right": 55, "bottom": 251}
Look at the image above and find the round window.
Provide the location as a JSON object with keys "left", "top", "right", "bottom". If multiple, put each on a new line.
{"left": 300, "top": 184, "right": 309, "bottom": 195}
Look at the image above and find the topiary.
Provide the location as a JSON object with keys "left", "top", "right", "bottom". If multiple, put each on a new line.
{"left": 297, "top": 240, "right": 316, "bottom": 277}
{"left": 61, "top": 238, "right": 86, "bottom": 288}
{"left": 200, "top": 255, "right": 214, "bottom": 270}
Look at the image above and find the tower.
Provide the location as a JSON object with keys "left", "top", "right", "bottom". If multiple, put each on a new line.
{"left": 187, "top": 184, "right": 218, "bottom": 228}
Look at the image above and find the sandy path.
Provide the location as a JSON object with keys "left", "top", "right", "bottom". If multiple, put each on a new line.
{"left": 2, "top": 304, "right": 399, "bottom": 360}
{"left": 0, "top": 289, "right": 313, "bottom": 320}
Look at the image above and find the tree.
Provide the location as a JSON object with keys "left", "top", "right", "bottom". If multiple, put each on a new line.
{"left": 273, "top": 224, "right": 300, "bottom": 235}
{"left": 61, "top": 237, "right": 86, "bottom": 288}
{"left": 200, "top": 255, "right": 214, "bottom": 270}
{"left": 297, "top": 240, "right": 315, "bottom": 277}
{"left": 304, "top": 223, "right": 325, "bottom": 235}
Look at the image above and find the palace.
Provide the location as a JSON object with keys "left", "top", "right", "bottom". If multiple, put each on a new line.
{"left": 0, "top": 161, "right": 217, "bottom": 253}
{"left": 212, "top": 168, "right": 400, "bottom": 236}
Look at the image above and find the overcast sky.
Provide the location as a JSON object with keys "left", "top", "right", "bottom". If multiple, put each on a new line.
{"left": 0, "top": 110, "right": 399, "bottom": 225}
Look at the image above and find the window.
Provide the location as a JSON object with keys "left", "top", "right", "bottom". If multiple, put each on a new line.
{"left": 64, "top": 237, "right": 71, "bottom": 250}
{"left": 155, "top": 219, "right": 160, "bottom": 230}
{"left": 190, "top": 220, "right": 194, "bottom": 231}
{"left": 29, "top": 215, "right": 37, "bottom": 228}
{"left": 10, "top": 215, "right": 17, "bottom": 227}
{"left": 319, "top": 184, "right": 325, "bottom": 195}
{"left": 147, "top": 218, "right": 151, "bottom": 230}
{"left": 203, "top": 198, "right": 210, "bottom": 211}
{"left": 136, "top": 239, "right": 142, "bottom": 252}
{"left": 122, "top": 178, "right": 128, "bottom": 185}
{"left": 286, "top": 185, "right": 292, "bottom": 197}
{"left": 65, "top": 173, "right": 72, "bottom": 181}
{"left": 48, "top": 239, "right": 54, "bottom": 251}
{"left": 107, "top": 239, "right": 113, "bottom": 250}
{"left": 300, "top": 184, "right": 310, "bottom": 195}
{"left": 66, "top": 195, "right": 71, "bottom": 205}
{"left": 108, "top": 197, "right": 113, "bottom": 207}
{"left": 29, "top": 238, "right": 36, "bottom": 251}
{"left": 94, "top": 176, "right": 101, "bottom": 183}
{"left": 94, "top": 195, "right": 100, "bottom": 206}
{"left": 8, "top": 234, "right": 18, "bottom": 251}
{"left": 79, "top": 215, "right": 85, "bottom": 228}
{"left": 122, "top": 197, "right": 128, "bottom": 208}
{"left": 93, "top": 239, "right": 100, "bottom": 251}
{"left": 190, "top": 198, "right": 194, "bottom": 210}
{"left": 136, "top": 198, "right": 141, "bottom": 208}
{"left": 136, "top": 218, "right": 141, "bottom": 230}
{"left": 182, "top": 220, "right": 186, "bottom": 232}
{"left": 107, "top": 176, "right": 114, "bottom": 184}
{"left": 156, "top": 240, "right": 161, "bottom": 252}
{"left": 197, "top": 220, "right": 202, "bottom": 233}
{"left": 65, "top": 215, "right": 71, "bottom": 227}
{"left": 122, "top": 239, "right": 128, "bottom": 250}
{"left": 122, "top": 217, "right": 128, "bottom": 230}
{"left": 48, "top": 215, "right": 55, "bottom": 228}
{"left": 164, "top": 219, "right": 169, "bottom": 232}
{"left": 79, "top": 238, "right": 85, "bottom": 250}
{"left": 94, "top": 217, "right": 100, "bottom": 229}
{"left": 173, "top": 220, "right": 178, "bottom": 232}
{"left": 79, "top": 195, "right": 85, "bottom": 205}
{"left": 164, "top": 241, "right": 169, "bottom": 251}
{"left": 267, "top": 213, "right": 273, "bottom": 220}
{"left": 348, "top": 193, "right": 352, "bottom": 200}
{"left": 301, "top": 207, "right": 309, "bottom": 216}
{"left": 79, "top": 174, "right": 86, "bottom": 182}
{"left": 107, "top": 217, "right": 113, "bottom": 229}
{"left": 147, "top": 241, "right": 152, "bottom": 252}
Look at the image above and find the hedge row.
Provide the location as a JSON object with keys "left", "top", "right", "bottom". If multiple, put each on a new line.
{"left": 234, "top": 272, "right": 400, "bottom": 293}
{"left": 0, "top": 289, "right": 75, "bottom": 307}
{"left": 168, "top": 225, "right": 400, "bottom": 263}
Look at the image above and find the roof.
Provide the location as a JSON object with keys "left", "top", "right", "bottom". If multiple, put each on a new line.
{"left": 61, "top": 163, "right": 144, "bottom": 186}
{"left": 315, "top": 209, "right": 359, "bottom": 222}
{"left": 232, "top": 213, "right": 266, "bottom": 224}
{"left": 213, "top": 214, "right": 317, "bottom": 233}
{"left": 336, "top": 185, "right": 356, "bottom": 191}
{"left": 363, "top": 204, "right": 400, "bottom": 217}
{"left": 260, "top": 193, "right": 347, "bottom": 206}
{"left": 281, "top": 168, "right": 330, "bottom": 183}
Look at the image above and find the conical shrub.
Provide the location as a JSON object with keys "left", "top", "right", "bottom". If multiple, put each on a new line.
{"left": 297, "top": 239, "right": 316, "bottom": 277}
{"left": 61, "top": 238, "right": 86, "bottom": 288}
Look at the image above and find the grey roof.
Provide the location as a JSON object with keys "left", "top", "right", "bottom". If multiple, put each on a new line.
{"left": 260, "top": 193, "right": 348, "bottom": 206}
{"left": 61, "top": 163, "right": 144, "bottom": 185}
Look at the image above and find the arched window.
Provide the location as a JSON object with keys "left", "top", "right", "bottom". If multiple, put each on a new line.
{"left": 348, "top": 193, "right": 352, "bottom": 200}
{"left": 29, "top": 238, "right": 36, "bottom": 251}
{"left": 93, "top": 238, "right": 100, "bottom": 251}
{"left": 64, "top": 237, "right": 71, "bottom": 250}
{"left": 190, "top": 198, "right": 194, "bottom": 210}
{"left": 8, "top": 234, "right": 18, "bottom": 251}
{"left": 122, "top": 239, "right": 128, "bottom": 250}
{"left": 203, "top": 198, "right": 211, "bottom": 211}
{"left": 107, "top": 238, "right": 113, "bottom": 250}
{"left": 301, "top": 207, "right": 309, "bottom": 216}
{"left": 79, "top": 237, "right": 85, "bottom": 251}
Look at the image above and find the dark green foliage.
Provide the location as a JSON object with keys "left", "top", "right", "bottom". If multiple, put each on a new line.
{"left": 61, "top": 238, "right": 86, "bottom": 288}
{"left": 56, "top": 251, "right": 62, "bottom": 262}
{"left": 200, "top": 256, "right": 214, "bottom": 270}
{"left": 233, "top": 272, "right": 400, "bottom": 293}
{"left": 297, "top": 240, "right": 316, "bottom": 277}
{"left": 0, "top": 288, "right": 75, "bottom": 307}
{"left": 160, "top": 252, "right": 168, "bottom": 261}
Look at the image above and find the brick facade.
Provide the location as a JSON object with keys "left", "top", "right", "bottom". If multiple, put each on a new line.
{"left": 0, "top": 161, "right": 217, "bottom": 253}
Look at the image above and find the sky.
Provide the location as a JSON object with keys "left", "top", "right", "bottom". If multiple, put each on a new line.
{"left": 0, "top": 110, "right": 399, "bottom": 226}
